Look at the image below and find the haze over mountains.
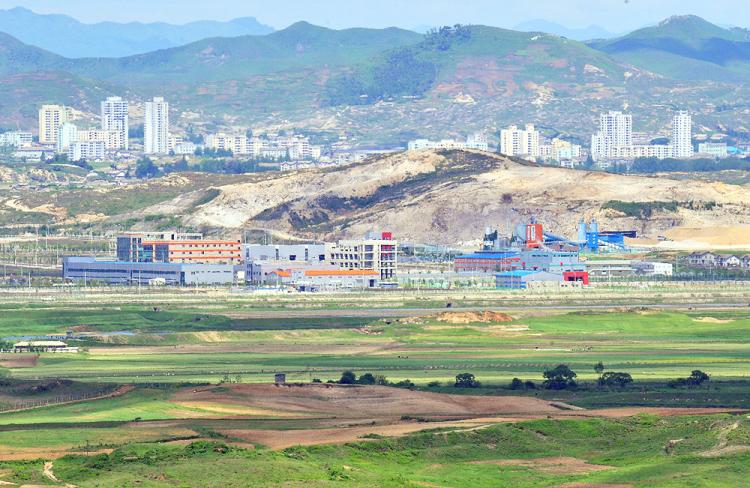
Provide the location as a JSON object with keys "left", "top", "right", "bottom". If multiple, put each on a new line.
{"left": 2, "top": 13, "right": 750, "bottom": 144}
{"left": 0, "top": 7, "right": 274, "bottom": 57}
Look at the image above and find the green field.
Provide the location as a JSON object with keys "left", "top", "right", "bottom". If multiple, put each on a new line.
{"left": 1, "top": 415, "right": 749, "bottom": 487}
{"left": 1, "top": 292, "right": 750, "bottom": 486}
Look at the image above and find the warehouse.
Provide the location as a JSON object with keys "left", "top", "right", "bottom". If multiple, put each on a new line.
{"left": 62, "top": 257, "right": 235, "bottom": 285}
{"left": 495, "top": 270, "right": 564, "bottom": 289}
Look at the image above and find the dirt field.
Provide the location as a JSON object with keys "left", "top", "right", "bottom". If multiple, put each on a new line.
{"left": 0, "top": 354, "right": 38, "bottom": 368}
{"left": 471, "top": 457, "right": 612, "bottom": 475}
{"left": 171, "top": 384, "right": 568, "bottom": 420}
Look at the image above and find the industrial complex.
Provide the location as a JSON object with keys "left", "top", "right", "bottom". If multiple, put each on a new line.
{"left": 64, "top": 230, "right": 399, "bottom": 290}
{"left": 59, "top": 218, "right": 677, "bottom": 291}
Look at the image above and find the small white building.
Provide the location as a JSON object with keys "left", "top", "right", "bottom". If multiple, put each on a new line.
{"left": 697, "top": 142, "right": 728, "bottom": 159}
{"left": 12, "top": 341, "right": 79, "bottom": 353}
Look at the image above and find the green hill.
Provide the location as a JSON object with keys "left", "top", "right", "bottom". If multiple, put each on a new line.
{"left": 590, "top": 15, "right": 750, "bottom": 81}
{"left": 324, "top": 24, "right": 628, "bottom": 105}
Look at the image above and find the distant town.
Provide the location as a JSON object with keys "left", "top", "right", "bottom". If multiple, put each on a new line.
{"left": 0, "top": 96, "right": 741, "bottom": 181}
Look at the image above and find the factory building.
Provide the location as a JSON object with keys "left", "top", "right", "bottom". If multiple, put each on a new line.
{"left": 140, "top": 240, "right": 242, "bottom": 264}
{"left": 62, "top": 257, "right": 235, "bottom": 285}
{"left": 455, "top": 251, "right": 520, "bottom": 273}
{"left": 244, "top": 244, "right": 327, "bottom": 263}
{"left": 116, "top": 232, "right": 204, "bottom": 262}
{"left": 268, "top": 269, "right": 380, "bottom": 292}
{"left": 326, "top": 232, "right": 398, "bottom": 284}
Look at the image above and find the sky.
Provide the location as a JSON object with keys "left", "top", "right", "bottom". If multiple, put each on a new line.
{"left": 0, "top": 0, "right": 747, "bottom": 31}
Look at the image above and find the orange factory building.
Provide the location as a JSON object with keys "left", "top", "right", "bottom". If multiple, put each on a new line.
{"left": 140, "top": 240, "right": 242, "bottom": 265}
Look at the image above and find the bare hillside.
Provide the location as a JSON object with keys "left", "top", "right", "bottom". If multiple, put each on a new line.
{"left": 141, "top": 150, "right": 750, "bottom": 248}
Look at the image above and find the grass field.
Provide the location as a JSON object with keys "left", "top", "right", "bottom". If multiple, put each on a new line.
{"left": 0, "top": 292, "right": 749, "bottom": 486}
{"left": 1, "top": 414, "right": 749, "bottom": 487}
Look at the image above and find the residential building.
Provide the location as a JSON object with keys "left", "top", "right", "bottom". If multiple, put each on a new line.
{"left": 672, "top": 111, "right": 693, "bottom": 159}
{"left": 0, "top": 131, "right": 33, "bottom": 147}
{"left": 591, "top": 110, "right": 691, "bottom": 162}
{"left": 144, "top": 97, "right": 169, "bottom": 154}
{"left": 697, "top": 142, "right": 728, "bottom": 159}
{"left": 56, "top": 122, "right": 78, "bottom": 154}
{"left": 540, "top": 138, "right": 583, "bottom": 165}
{"left": 408, "top": 133, "right": 490, "bottom": 152}
{"left": 591, "top": 111, "right": 632, "bottom": 162}
{"left": 172, "top": 141, "right": 196, "bottom": 155}
{"left": 68, "top": 141, "right": 106, "bottom": 161}
{"left": 205, "top": 133, "right": 249, "bottom": 155}
{"left": 101, "top": 96, "right": 129, "bottom": 150}
{"left": 686, "top": 252, "right": 718, "bottom": 268}
{"left": 327, "top": 232, "right": 398, "bottom": 283}
{"left": 38, "top": 104, "right": 69, "bottom": 145}
{"left": 500, "top": 124, "right": 540, "bottom": 158}
{"left": 466, "top": 133, "right": 489, "bottom": 151}
{"left": 78, "top": 129, "right": 124, "bottom": 151}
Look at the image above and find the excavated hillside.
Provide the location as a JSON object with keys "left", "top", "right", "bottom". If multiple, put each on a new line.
{"left": 142, "top": 149, "right": 750, "bottom": 249}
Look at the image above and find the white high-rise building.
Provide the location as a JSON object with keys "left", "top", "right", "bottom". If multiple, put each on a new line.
{"left": 591, "top": 111, "right": 633, "bottom": 162}
{"left": 599, "top": 111, "right": 632, "bottom": 147}
{"left": 144, "top": 97, "right": 169, "bottom": 155}
{"left": 500, "top": 124, "right": 540, "bottom": 158}
{"left": 101, "top": 96, "right": 129, "bottom": 150}
{"left": 38, "top": 105, "right": 69, "bottom": 145}
{"left": 56, "top": 122, "right": 78, "bottom": 154}
{"left": 671, "top": 111, "right": 693, "bottom": 159}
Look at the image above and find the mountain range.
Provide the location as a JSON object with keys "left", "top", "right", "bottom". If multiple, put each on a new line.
{"left": 1, "top": 14, "right": 750, "bottom": 143}
{"left": 0, "top": 7, "right": 274, "bottom": 58}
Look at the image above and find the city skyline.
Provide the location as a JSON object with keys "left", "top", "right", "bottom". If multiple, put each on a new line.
{"left": 1, "top": 0, "right": 749, "bottom": 33}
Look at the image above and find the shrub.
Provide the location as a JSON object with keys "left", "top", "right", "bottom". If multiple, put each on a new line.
{"left": 357, "top": 373, "right": 376, "bottom": 385}
{"left": 455, "top": 373, "right": 481, "bottom": 388}
{"left": 339, "top": 371, "right": 357, "bottom": 385}
{"left": 598, "top": 372, "right": 633, "bottom": 388}
{"left": 510, "top": 378, "right": 524, "bottom": 390}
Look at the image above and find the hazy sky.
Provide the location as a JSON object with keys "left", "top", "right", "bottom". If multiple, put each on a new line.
{"left": 1, "top": 0, "right": 747, "bottom": 31}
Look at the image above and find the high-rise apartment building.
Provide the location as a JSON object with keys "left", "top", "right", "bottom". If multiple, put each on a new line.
{"left": 671, "top": 111, "right": 693, "bottom": 159}
{"left": 55, "top": 122, "right": 78, "bottom": 154}
{"left": 591, "top": 111, "right": 633, "bottom": 162}
{"left": 144, "top": 97, "right": 169, "bottom": 155}
{"left": 500, "top": 124, "right": 540, "bottom": 158}
{"left": 101, "top": 96, "right": 129, "bottom": 150}
{"left": 38, "top": 105, "right": 69, "bottom": 145}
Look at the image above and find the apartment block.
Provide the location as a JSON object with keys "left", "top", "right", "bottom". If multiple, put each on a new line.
{"left": 144, "top": 97, "right": 169, "bottom": 154}
{"left": 101, "top": 96, "right": 129, "bottom": 150}
{"left": 39, "top": 104, "right": 70, "bottom": 145}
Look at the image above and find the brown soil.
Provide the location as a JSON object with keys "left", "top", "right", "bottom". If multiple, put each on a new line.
{"left": 170, "top": 384, "right": 566, "bottom": 419}
{"left": 221, "top": 421, "right": 487, "bottom": 450}
{"left": 471, "top": 456, "right": 612, "bottom": 475}
{"left": 435, "top": 311, "right": 514, "bottom": 324}
{"left": 0, "top": 354, "right": 38, "bottom": 368}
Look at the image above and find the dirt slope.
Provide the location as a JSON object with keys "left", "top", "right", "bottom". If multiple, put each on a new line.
{"left": 145, "top": 149, "right": 750, "bottom": 248}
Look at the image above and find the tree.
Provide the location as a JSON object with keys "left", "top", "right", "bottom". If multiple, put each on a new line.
{"left": 509, "top": 378, "right": 524, "bottom": 390}
{"left": 543, "top": 364, "right": 577, "bottom": 390}
{"left": 598, "top": 372, "right": 633, "bottom": 389}
{"left": 594, "top": 361, "right": 605, "bottom": 375}
{"left": 357, "top": 373, "right": 376, "bottom": 385}
{"left": 454, "top": 373, "right": 480, "bottom": 388}
{"left": 135, "top": 157, "right": 160, "bottom": 179}
{"left": 689, "top": 370, "right": 710, "bottom": 386}
{"left": 339, "top": 371, "right": 356, "bottom": 384}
